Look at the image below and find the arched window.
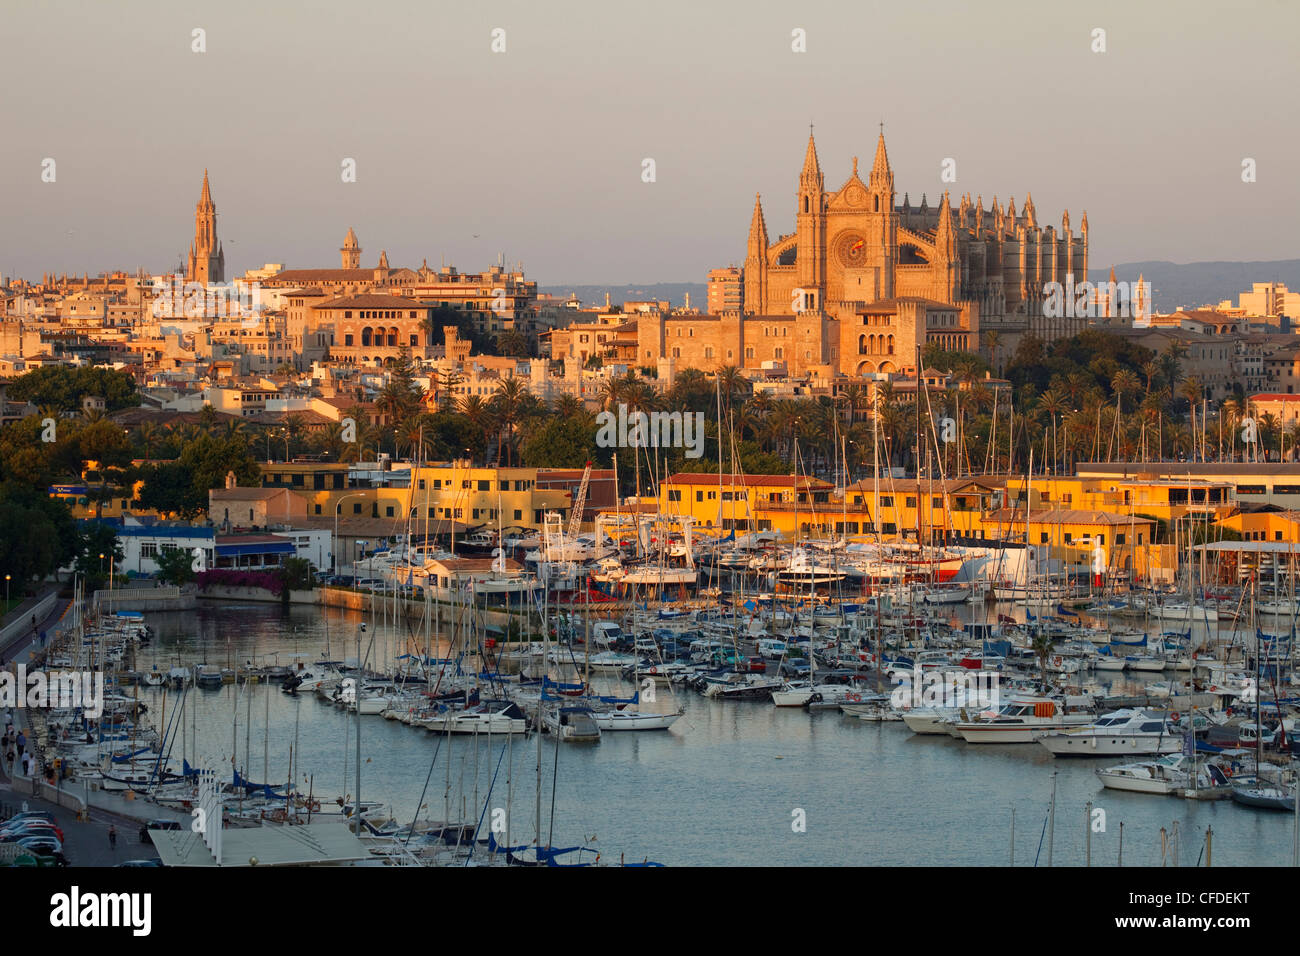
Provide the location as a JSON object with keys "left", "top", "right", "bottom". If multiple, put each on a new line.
{"left": 888, "top": 335, "right": 895, "bottom": 355}
{"left": 859, "top": 334, "right": 866, "bottom": 354}
{"left": 361, "top": 327, "right": 372, "bottom": 346}
{"left": 874, "top": 196, "right": 879, "bottom": 212}
{"left": 387, "top": 329, "right": 397, "bottom": 347}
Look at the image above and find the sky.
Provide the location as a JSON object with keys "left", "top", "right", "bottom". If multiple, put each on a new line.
{"left": 1, "top": 0, "right": 1296, "bottom": 286}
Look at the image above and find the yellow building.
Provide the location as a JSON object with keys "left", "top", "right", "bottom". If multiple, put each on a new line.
{"left": 1006, "top": 474, "right": 1235, "bottom": 525}
{"left": 406, "top": 463, "right": 570, "bottom": 531}
{"left": 655, "top": 472, "right": 1005, "bottom": 542}
{"left": 258, "top": 459, "right": 571, "bottom": 532}
{"left": 658, "top": 473, "right": 835, "bottom": 532}
{"left": 980, "top": 507, "right": 1157, "bottom": 579}
{"left": 1217, "top": 507, "right": 1300, "bottom": 544}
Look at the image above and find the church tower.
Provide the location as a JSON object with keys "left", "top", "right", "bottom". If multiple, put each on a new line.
{"left": 865, "top": 132, "right": 898, "bottom": 300}
{"left": 744, "top": 193, "right": 769, "bottom": 313}
{"left": 341, "top": 227, "right": 361, "bottom": 269}
{"left": 186, "top": 169, "right": 224, "bottom": 284}
{"left": 933, "top": 191, "right": 960, "bottom": 302}
{"left": 795, "top": 131, "right": 825, "bottom": 309}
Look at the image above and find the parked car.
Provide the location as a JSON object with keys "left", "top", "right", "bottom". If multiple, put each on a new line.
{"left": 2, "top": 811, "right": 57, "bottom": 826}
{"left": 14, "top": 835, "right": 63, "bottom": 856}
{"left": 146, "top": 819, "right": 182, "bottom": 831}
{"left": 1, "top": 821, "right": 64, "bottom": 842}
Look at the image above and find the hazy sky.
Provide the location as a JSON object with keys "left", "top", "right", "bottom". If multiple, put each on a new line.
{"left": 2, "top": 0, "right": 1296, "bottom": 286}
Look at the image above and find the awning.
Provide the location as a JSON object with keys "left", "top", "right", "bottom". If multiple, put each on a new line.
{"left": 216, "top": 541, "right": 296, "bottom": 557}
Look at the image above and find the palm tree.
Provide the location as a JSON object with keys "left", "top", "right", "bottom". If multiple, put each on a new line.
{"left": 551, "top": 394, "right": 586, "bottom": 419}
{"left": 491, "top": 378, "right": 529, "bottom": 466}
{"left": 983, "top": 329, "right": 1003, "bottom": 375}
{"left": 1036, "top": 389, "right": 1068, "bottom": 472}
{"left": 137, "top": 421, "right": 162, "bottom": 460}
{"left": 1179, "top": 377, "right": 1204, "bottom": 462}
{"left": 457, "top": 395, "right": 495, "bottom": 463}
{"left": 716, "top": 365, "right": 751, "bottom": 415}
{"left": 1031, "top": 631, "right": 1054, "bottom": 692}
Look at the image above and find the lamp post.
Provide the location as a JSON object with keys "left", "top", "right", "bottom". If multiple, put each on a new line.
{"left": 334, "top": 493, "right": 367, "bottom": 575}
{"left": 4, "top": 573, "right": 9, "bottom": 611}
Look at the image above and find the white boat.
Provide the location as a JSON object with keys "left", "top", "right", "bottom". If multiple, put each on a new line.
{"left": 1096, "top": 753, "right": 1224, "bottom": 794}
{"left": 543, "top": 705, "right": 602, "bottom": 742}
{"left": 589, "top": 708, "right": 683, "bottom": 731}
{"left": 1037, "top": 708, "right": 1183, "bottom": 757}
{"left": 954, "top": 697, "right": 1094, "bottom": 744}
{"left": 417, "top": 700, "right": 529, "bottom": 735}
{"left": 583, "top": 651, "right": 639, "bottom": 673}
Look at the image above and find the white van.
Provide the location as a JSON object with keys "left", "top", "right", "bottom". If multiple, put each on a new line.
{"left": 756, "top": 638, "right": 788, "bottom": 659}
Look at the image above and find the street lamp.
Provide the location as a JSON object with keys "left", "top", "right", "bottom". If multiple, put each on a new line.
{"left": 4, "top": 574, "right": 9, "bottom": 610}
{"left": 334, "top": 493, "right": 368, "bottom": 575}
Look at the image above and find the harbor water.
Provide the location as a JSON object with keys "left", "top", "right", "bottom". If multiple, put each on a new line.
{"left": 127, "top": 600, "right": 1296, "bottom": 867}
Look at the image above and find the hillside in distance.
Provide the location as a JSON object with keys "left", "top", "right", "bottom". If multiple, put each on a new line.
{"left": 545, "top": 261, "right": 1300, "bottom": 317}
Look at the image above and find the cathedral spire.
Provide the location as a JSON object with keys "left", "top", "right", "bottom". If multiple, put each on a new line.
{"left": 869, "top": 131, "right": 891, "bottom": 187}
{"left": 936, "top": 191, "right": 955, "bottom": 253}
{"left": 1062, "top": 209, "right": 1070, "bottom": 235}
{"left": 1006, "top": 196, "right": 1016, "bottom": 221}
{"left": 800, "top": 130, "right": 822, "bottom": 183}
{"left": 748, "top": 192, "right": 769, "bottom": 247}
{"left": 186, "top": 168, "right": 222, "bottom": 285}
{"left": 1023, "top": 192, "right": 1036, "bottom": 229}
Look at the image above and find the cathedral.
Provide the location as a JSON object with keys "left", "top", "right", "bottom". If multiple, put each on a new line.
{"left": 185, "top": 169, "right": 224, "bottom": 285}
{"left": 698, "top": 131, "right": 1092, "bottom": 375}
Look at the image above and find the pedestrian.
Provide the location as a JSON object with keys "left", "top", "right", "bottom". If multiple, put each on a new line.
{"left": 108, "top": 825, "right": 117, "bottom": 850}
{"left": 15, "top": 731, "right": 24, "bottom": 759}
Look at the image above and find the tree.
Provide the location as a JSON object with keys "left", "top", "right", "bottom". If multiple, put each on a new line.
{"left": 5, "top": 366, "right": 139, "bottom": 412}
{"left": 135, "top": 431, "right": 260, "bottom": 519}
{"left": 74, "top": 521, "right": 123, "bottom": 592}
{"left": 1031, "top": 631, "right": 1054, "bottom": 692}
{"left": 154, "top": 546, "right": 198, "bottom": 587}
{"left": 278, "top": 556, "right": 315, "bottom": 595}
{"left": 0, "top": 482, "right": 78, "bottom": 586}
{"left": 520, "top": 414, "right": 608, "bottom": 469}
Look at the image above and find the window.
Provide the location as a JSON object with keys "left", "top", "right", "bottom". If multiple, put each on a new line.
{"left": 696, "top": 491, "right": 704, "bottom": 502}
{"left": 905, "top": 497, "right": 917, "bottom": 508}
{"left": 1040, "top": 532, "right": 1049, "bottom": 543}
{"left": 141, "top": 543, "right": 159, "bottom": 558}
{"left": 514, "top": 509, "right": 522, "bottom": 521}
{"left": 353, "top": 503, "right": 362, "bottom": 515}
{"left": 668, "top": 489, "right": 682, "bottom": 502}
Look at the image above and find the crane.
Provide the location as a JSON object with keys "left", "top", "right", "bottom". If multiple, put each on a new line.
{"left": 567, "top": 461, "right": 593, "bottom": 543}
